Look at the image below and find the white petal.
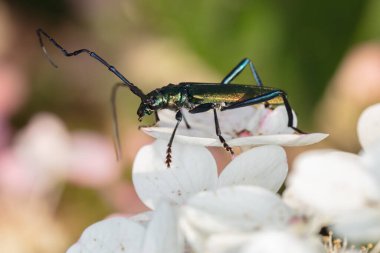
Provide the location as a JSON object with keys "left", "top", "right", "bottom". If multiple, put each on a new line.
{"left": 228, "top": 133, "right": 329, "bottom": 147}
{"left": 132, "top": 140, "right": 218, "bottom": 209}
{"left": 357, "top": 103, "right": 380, "bottom": 150}
{"left": 142, "top": 202, "right": 183, "bottom": 253}
{"left": 219, "top": 145, "right": 287, "bottom": 192}
{"left": 240, "top": 230, "right": 324, "bottom": 253}
{"left": 256, "top": 106, "right": 298, "bottom": 135}
{"left": 157, "top": 107, "right": 258, "bottom": 135}
{"left": 332, "top": 208, "right": 380, "bottom": 244}
{"left": 143, "top": 126, "right": 328, "bottom": 147}
{"left": 67, "top": 217, "right": 145, "bottom": 253}
{"left": 157, "top": 106, "right": 297, "bottom": 137}
{"left": 205, "top": 232, "right": 254, "bottom": 253}
{"left": 361, "top": 142, "right": 380, "bottom": 184}
{"left": 217, "top": 107, "right": 259, "bottom": 136}
{"left": 129, "top": 211, "right": 154, "bottom": 228}
{"left": 205, "top": 231, "right": 324, "bottom": 253}
{"left": 142, "top": 127, "right": 219, "bottom": 146}
{"left": 157, "top": 109, "right": 214, "bottom": 130}
{"left": 180, "top": 186, "right": 294, "bottom": 253}
{"left": 284, "top": 150, "right": 380, "bottom": 217}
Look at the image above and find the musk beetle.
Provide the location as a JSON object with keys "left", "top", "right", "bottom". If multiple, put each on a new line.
{"left": 36, "top": 28, "right": 304, "bottom": 167}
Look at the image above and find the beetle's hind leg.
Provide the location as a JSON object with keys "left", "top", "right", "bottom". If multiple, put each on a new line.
{"left": 221, "top": 58, "right": 263, "bottom": 86}
{"left": 281, "top": 96, "right": 307, "bottom": 134}
{"left": 213, "top": 108, "right": 234, "bottom": 157}
{"left": 221, "top": 90, "right": 307, "bottom": 134}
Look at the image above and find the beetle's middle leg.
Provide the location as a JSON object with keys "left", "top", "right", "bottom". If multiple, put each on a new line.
{"left": 213, "top": 107, "right": 234, "bottom": 156}
{"left": 188, "top": 103, "right": 234, "bottom": 155}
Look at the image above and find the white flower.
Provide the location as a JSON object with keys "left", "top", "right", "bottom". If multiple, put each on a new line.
{"left": 67, "top": 202, "right": 183, "bottom": 253}
{"left": 284, "top": 103, "right": 380, "bottom": 244}
{"left": 357, "top": 103, "right": 380, "bottom": 150}
{"left": 179, "top": 185, "right": 298, "bottom": 253}
{"left": 238, "top": 230, "right": 324, "bottom": 253}
{"left": 205, "top": 230, "right": 324, "bottom": 253}
{"left": 132, "top": 140, "right": 288, "bottom": 209}
{"left": 142, "top": 105, "right": 328, "bottom": 148}
{"left": 69, "top": 140, "right": 289, "bottom": 253}
{"left": 284, "top": 150, "right": 380, "bottom": 217}
{"left": 68, "top": 117, "right": 330, "bottom": 252}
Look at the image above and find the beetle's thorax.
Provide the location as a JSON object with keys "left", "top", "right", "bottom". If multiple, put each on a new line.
{"left": 156, "top": 84, "right": 191, "bottom": 110}
{"left": 137, "top": 84, "right": 192, "bottom": 120}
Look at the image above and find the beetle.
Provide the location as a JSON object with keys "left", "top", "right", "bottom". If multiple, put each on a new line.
{"left": 37, "top": 28, "right": 304, "bottom": 167}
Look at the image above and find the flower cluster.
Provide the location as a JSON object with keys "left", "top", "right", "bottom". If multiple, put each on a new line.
{"left": 284, "top": 103, "right": 380, "bottom": 245}
{"left": 67, "top": 104, "right": 380, "bottom": 252}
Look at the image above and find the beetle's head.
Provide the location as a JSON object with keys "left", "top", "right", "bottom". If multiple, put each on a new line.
{"left": 137, "top": 103, "right": 153, "bottom": 121}
{"left": 137, "top": 91, "right": 165, "bottom": 121}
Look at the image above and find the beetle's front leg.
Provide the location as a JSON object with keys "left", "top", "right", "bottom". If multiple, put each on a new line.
{"left": 137, "top": 111, "right": 161, "bottom": 129}
{"left": 165, "top": 110, "right": 183, "bottom": 168}
{"left": 154, "top": 111, "right": 160, "bottom": 122}
{"left": 213, "top": 107, "right": 234, "bottom": 157}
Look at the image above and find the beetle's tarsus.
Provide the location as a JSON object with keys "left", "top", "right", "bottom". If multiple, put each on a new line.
{"left": 219, "top": 135, "right": 234, "bottom": 156}
{"left": 165, "top": 146, "right": 172, "bottom": 168}
{"left": 291, "top": 126, "right": 307, "bottom": 134}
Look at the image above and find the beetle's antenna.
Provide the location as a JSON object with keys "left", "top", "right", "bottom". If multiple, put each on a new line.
{"left": 36, "top": 28, "right": 146, "bottom": 101}
{"left": 111, "top": 83, "right": 124, "bottom": 161}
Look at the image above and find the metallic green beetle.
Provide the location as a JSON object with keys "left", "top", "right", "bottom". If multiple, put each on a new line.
{"left": 37, "top": 29, "right": 304, "bottom": 167}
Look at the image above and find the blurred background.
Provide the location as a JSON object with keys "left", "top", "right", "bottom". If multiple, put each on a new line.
{"left": 0, "top": 0, "right": 380, "bottom": 251}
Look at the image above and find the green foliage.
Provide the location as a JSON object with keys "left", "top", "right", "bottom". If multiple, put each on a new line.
{"left": 136, "top": 0, "right": 369, "bottom": 126}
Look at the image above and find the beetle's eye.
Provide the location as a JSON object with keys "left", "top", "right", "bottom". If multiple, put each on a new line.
{"left": 146, "top": 98, "right": 154, "bottom": 104}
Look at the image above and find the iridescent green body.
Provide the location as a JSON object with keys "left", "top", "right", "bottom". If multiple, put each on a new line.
{"left": 137, "top": 82, "right": 285, "bottom": 117}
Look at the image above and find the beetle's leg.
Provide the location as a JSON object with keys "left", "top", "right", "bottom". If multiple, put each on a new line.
{"left": 189, "top": 103, "right": 234, "bottom": 155}
{"left": 111, "top": 83, "right": 126, "bottom": 160}
{"left": 138, "top": 111, "right": 161, "bottom": 129}
{"left": 165, "top": 111, "right": 183, "bottom": 168}
{"left": 188, "top": 103, "right": 214, "bottom": 114}
{"left": 189, "top": 103, "right": 235, "bottom": 149}
{"left": 222, "top": 58, "right": 270, "bottom": 107}
{"left": 180, "top": 110, "right": 191, "bottom": 129}
{"left": 213, "top": 108, "right": 234, "bottom": 156}
{"left": 281, "top": 96, "right": 306, "bottom": 134}
{"left": 154, "top": 111, "right": 160, "bottom": 122}
{"left": 221, "top": 58, "right": 263, "bottom": 86}
{"left": 221, "top": 90, "right": 305, "bottom": 134}
{"left": 36, "top": 29, "right": 146, "bottom": 100}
